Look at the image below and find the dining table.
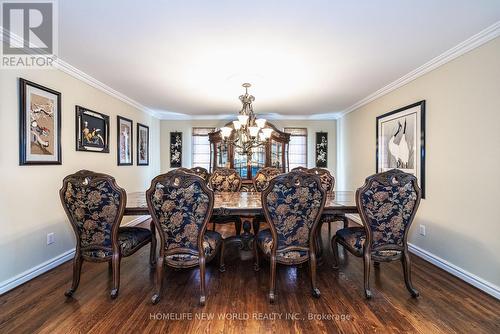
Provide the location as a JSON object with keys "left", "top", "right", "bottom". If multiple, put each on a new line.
{"left": 124, "top": 191, "right": 358, "bottom": 254}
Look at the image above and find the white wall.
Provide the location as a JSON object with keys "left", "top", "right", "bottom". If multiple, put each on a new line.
{"left": 160, "top": 119, "right": 337, "bottom": 177}
{"left": 0, "top": 68, "right": 160, "bottom": 289}
{"left": 337, "top": 37, "right": 500, "bottom": 290}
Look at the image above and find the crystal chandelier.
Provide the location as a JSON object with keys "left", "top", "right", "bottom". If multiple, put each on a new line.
{"left": 220, "top": 83, "right": 273, "bottom": 156}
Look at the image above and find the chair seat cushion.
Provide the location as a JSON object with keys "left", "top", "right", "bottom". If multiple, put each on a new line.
{"left": 119, "top": 226, "right": 152, "bottom": 256}
{"left": 256, "top": 229, "right": 308, "bottom": 263}
{"left": 335, "top": 227, "right": 402, "bottom": 259}
{"left": 165, "top": 230, "right": 222, "bottom": 266}
{"left": 81, "top": 226, "right": 152, "bottom": 259}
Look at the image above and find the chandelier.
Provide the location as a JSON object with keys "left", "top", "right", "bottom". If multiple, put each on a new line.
{"left": 220, "top": 83, "right": 273, "bottom": 156}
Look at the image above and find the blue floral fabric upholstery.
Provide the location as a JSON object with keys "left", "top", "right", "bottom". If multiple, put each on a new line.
{"left": 256, "top": 229, "right": 308, "bottom": 262}
{"left": 209, "top": 168, "right": 241, "bottom": 192}
{"left": 360, "top": 174, "right": 418, "bottom": 248}
{"left": 260, "top": 173, "right": 325, "bottom": 263}
{"left": 335, "top": 227, "right": 366, "bottom": 256}
{"left": 149, "top": 174, "right": 220, "bottom": 265}
{"left": 62, "top": 178, "right": 121, "bottom": 259}
{"left": 81, "top": 227, "right": 152, "bottom": 258}
{"left": 308, "top": 168, "right": 334, "bottom": 193}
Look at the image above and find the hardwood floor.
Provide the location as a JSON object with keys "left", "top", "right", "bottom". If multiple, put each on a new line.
{"left": 0, "top": 221, "right": 499, "bottom": 334}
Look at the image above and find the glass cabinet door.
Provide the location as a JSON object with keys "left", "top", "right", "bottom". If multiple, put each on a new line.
{"left": 216, "top": 142, "right": 229, "bottom": 168}
{"left": 250, "top": 146, "right": 265, "bottom": 178}
{"left": 234, "top": 150, "right": 248, "bottom": 179}
{"left": 270, "top": 139, "right": 282, "bottom": 169}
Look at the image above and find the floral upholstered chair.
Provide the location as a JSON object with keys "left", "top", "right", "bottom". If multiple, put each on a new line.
{"left": 208, "top": 168, "right": 243, "bottom": 235}
{"left": 190, "top": 166, "right": 210, "bottom": 183}
{"left": 253, "top": 167, "right": 281, "bottom": 192}
{"left": 251, "top": 167, "right": 282, "bottom": 234}
{"left": 147, "top": 170, "right": 223, "bottom": 305}
{"left": 60, "top": 170, "right": 155, "bottom": 299}
{"left": 255, "top": 171, "right": 326, "bottom": 303}
{"left": 308, "top": 168, "right": 348, "bottom": 233}
{"left": 331, "top": 169, "right": 422, "bottom": 298}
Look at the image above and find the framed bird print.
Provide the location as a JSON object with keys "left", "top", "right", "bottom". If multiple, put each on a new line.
{"left": 376, "top": 100, "right": 426, "bottom": 197}
{"left": 75, "top": 106, "right": 110, "bottom": 153}
{"left": 19, "top": 78, "right": 62, "bottom": 165}
{"left": 315, "top": 132, "right": 328, "bottom": 168}
{"left": 170, "top": 132, "right": 182, "bottom": 167}
{"left": 137, "top": 123, "right": 149, "bottom": 166}
{"left": 117, "top": 116, "right": 133, "bottom": 165}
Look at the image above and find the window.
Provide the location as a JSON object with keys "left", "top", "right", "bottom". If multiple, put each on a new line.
{"left": 284, "top": 128, "right": 307, "bottom": 171}
{"left": 192, "top": 127, "right": 215, "bottom": 170}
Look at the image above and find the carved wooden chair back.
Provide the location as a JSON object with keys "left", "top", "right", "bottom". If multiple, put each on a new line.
{"left": 308, "top": 168, "right": 334, "bottom": 193}
{"left": 146, "top": 170, "right": 214, "bottom": 265}
{"left": 291, "top": 166, "right": 308, "bottom": 172}
{"left": 356, "top": 169, "right": 421, "bottom": 255}
{"left": 253, "top": 167, "right": 282, "bottom": 192}
{"left": 209, "top": 168, "right": 242, "bottom": 192}
{"left": 190, "top": 167, "right": 210, "bottom": 183}
{"left": 59, "top": 170, "right": 126, "bottom": 260}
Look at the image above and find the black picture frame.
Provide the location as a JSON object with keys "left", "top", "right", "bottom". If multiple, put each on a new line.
{"left": 19, "top": 78, "right": 62, "bottom": 165}
{"left": 117, "top": 116, "right": 133, "bottom": 166}
{"left": 75, "top": 105, "right": 110, "bottom": 153}
{"left": 315, "top": 132, "right": 328, "bottom": 168}
{"left": 137, "top": 123, "right": 149, "bottom": 166}
{"left": 170, "top": 132, "right": 182, "bottom": 167}
{"left": 376, "top": 100, "right": 426, "bottom": 198}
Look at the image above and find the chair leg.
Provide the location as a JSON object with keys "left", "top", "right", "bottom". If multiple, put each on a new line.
{"left": 199, "top": 257, "right": 207, "bottom": 306}
{"left": 363, "top": 252, "right": 372, "bottom": 299}
{"left": 342, "top": 216, "right": 349, "bottom": 228}
{"left": 402, "top": 250, "right": 419, "bottom": 297}
{"left": 110, "top": 253, "right": 121, "bottom": 299}
{"left": 315, "top": 227, "right": 323, "bottom": 259}
{"left": 310, "top": 254, "right": 320, "bottom": 298}
{"left": 269, "top": 255, "right": 277, "bottom": 303}
{"left": 65, "top": 255, "right": 83, "bottom": 297}
{"left": 235, "top": 220, "right": 242, "bottom": 236}
{"left": 252, "top": 220, "right": 260, "bottom": 235}
{"left": 108, "top": 260, "right": 112, "bottom": 274}
{"left": 328, "top": 221, "right": 331, "bottom": 235}
{"left": 149, "top": 234, "right": 157, "bottom": 268}
{"left": 253, "top": 241, "right": 260, "bottom": 271}
{"left": 331, "top": 236, "right": 340, "bottom": 270}
{"left": 219, "top": 241, "right": 226, "bottom": 272}
{"left": 151, "top": 256, "right": 164, "bottom": 304}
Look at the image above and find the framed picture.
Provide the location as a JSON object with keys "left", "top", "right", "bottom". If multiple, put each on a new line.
{"left": 376, "top": 100, "right": 426, "bottom": 198}
{"left": 19, "top": 78, "right": 62, "bottom": 165}
{"left": 117, "top": 116, "right": 133, "bottom": 165}
{"left": 75, "top": 105, "right": 109, "bottom": 153}
{"left": 315, "top": 132, "right": 328, "bottom": 168}
{"left": 170, "top": 132, "right": 182, "bottom": 167}
{"left": 137, "top": 123, "right": 149, "bottom": 166}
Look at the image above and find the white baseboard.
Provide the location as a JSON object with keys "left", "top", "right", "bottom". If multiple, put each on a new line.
{"left": 345, "top": 214, "right": 499, "bottom": 299}
{"left": 0, "top": 215, "right": 150, "bottom": 295}
{"left": 0, "top": 248, "right": 76, "bottom": 295}
{"left": 408, "top": 243, "right": 500, "bottom": 300}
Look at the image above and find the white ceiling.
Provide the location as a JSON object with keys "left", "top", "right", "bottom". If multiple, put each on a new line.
{"left": 59, "top": 0, "right": 500, "bottom": 119}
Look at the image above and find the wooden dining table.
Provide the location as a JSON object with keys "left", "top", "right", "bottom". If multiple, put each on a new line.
{"left": 124, "top": 191, "right": 358, "bottom": 253}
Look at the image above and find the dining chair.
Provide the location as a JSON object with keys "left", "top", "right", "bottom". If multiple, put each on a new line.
{"left": 147, "top": 169, "right": 223, "bottom": 305}
{"left": 254, "top": 171, "right": 326, "bottom": 303}
{"left": 208, "top": 168, "right": 243, "bottom": 236}
{"left": 331, "top": 169, "right": 422, "bottom": 298}
{"left": 60, "top": 170, "right": 155, "bottom": 299}
{"left": 251, "top": 167, "right": 282, "bottom": 235}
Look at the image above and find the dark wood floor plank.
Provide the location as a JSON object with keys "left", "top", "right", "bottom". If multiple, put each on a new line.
{"left": 1, "top": 221, "right": 499, "bottom": 334}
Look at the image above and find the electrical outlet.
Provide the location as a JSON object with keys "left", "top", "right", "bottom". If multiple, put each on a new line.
{"left": 47, "top": 232, "right": 55, "bottom": 245}
{"left": 419, "top": 225, "right": 426, "bottom": 236}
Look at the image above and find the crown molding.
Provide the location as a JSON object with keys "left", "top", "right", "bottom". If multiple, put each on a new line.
{"left": 155, "top": 111, "right": 341, "bottom": 121}
{"left": 339, "top": 21, "right": 500, "bottom": 118}
{"left": 54, "top": 59, "right": 160, "bottom": 118}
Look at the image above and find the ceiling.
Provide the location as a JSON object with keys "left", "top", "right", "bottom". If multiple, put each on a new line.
{"left": 58, "top": 0, "right": 500, "bottom": 119}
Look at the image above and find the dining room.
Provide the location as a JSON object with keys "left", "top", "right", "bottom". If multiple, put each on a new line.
{"left": 0, "top": 1, "right": 499, "bottom": 333}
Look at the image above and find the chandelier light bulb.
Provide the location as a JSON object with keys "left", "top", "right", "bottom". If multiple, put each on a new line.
{"left": 233, "top": 120, "right": 242, "bottom": 130}
{"left": 249, "top": 126, "right": 259, "bottom": 137}
{"left": 221, "top": 126, "right": 232, "bottom": 138}
{"left": 255, "top": 118, "right": 266, "bottom": 129}
{"left": 237, "top": 115, "right": 249, "bottom": 125}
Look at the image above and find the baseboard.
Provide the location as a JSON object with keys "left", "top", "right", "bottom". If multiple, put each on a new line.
{"left": 344, "top": 214, "right": 499, "bottom": 299}
{"left": 0, "top": 215, "right": 150, "bottom": 296}
{"left": 123, "top": 215, "right": 150, "bottom": 227}
{"left": 408, "top": 243, "right": 500, "bottom": 300}
{"left": 0, "top": 248, "right": 76, "bottom": 295}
